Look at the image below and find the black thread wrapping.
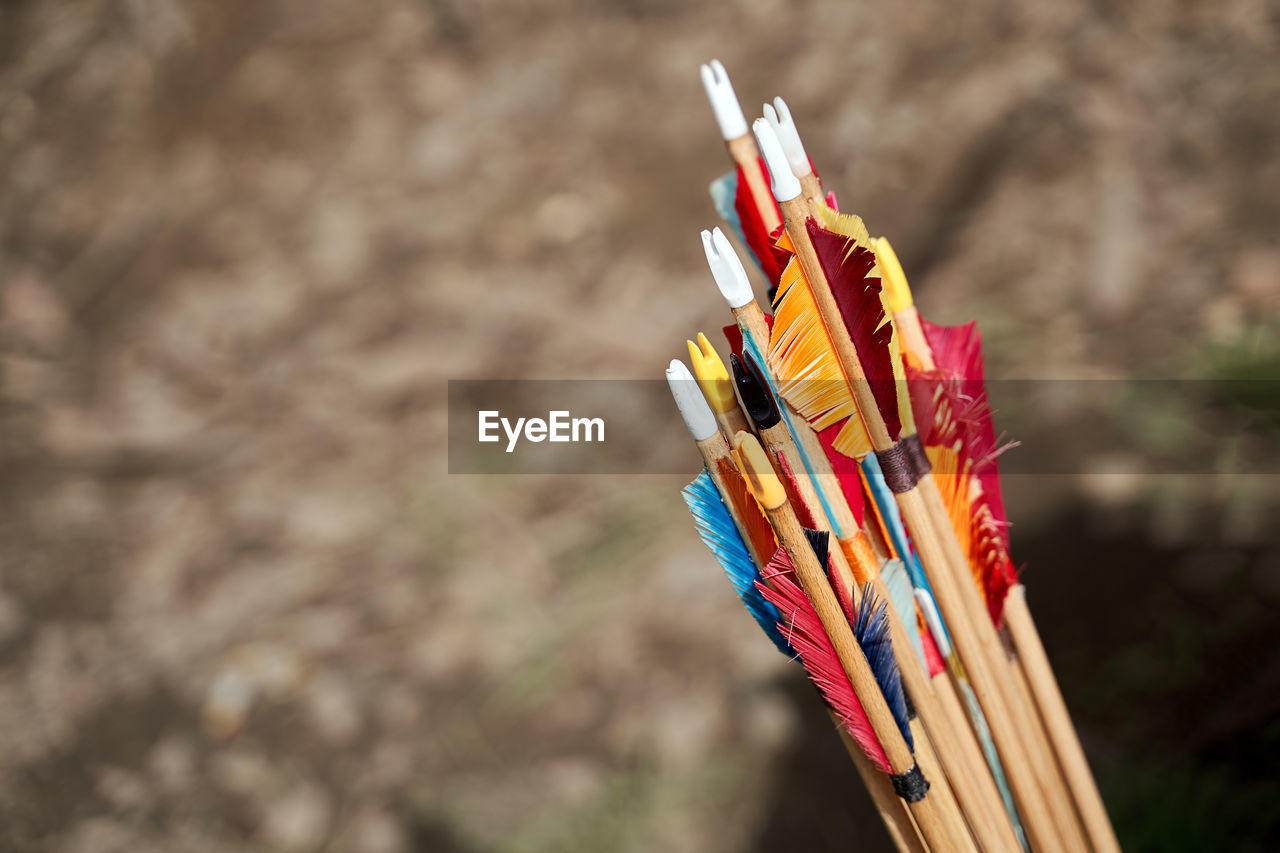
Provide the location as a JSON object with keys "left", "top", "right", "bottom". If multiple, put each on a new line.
{"left": 875, "top": 443, "right": 918, "bottom": 494}
{"left": 903, "top": 689, "right": 917, "bottom": 721}
{"left": 902, "top": 432, "right": 932, "bottom": 478}
{"left": 890, "top": 764, "right": 930, "bottom": 803}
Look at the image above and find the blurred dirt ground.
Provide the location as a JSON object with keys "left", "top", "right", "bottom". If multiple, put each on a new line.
{"left": 1, "top": 1, "right": 1278, "bottom": 851}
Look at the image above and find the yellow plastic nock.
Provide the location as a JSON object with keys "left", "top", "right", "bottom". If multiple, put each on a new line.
{"left": 731, "top": 432, "right": 786, "bottom": 510}
{"left": 686, "top": 332, "right": 737, "bottom": 414}
{"left": 874, "top": 237, "right": 914, "bottom": 314}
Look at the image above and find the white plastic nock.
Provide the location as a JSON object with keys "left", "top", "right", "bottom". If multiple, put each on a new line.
{"left": 763, "top": 97, "right": 811, "bottom": 177}
{"left": 699, "top": 59, "right": 749, "bottom": 141}
{"left": 701, "top": 227, "right": 754, "bottom": 309}
{"left": 666, "top": 359, "right": 719, "bottom": 442}
{"left": 751, "top": 118, "right": 801, "bottom": 203}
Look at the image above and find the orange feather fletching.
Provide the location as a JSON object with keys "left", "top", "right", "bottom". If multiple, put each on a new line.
{"left": 714, "top": 456, "right": 779, "bottom": 566}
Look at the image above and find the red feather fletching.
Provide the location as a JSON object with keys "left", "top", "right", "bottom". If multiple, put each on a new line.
{"left": 911, "top": 317, "right": 1020, "bottom": 621}
{"left": 734, "top": 159, "right": 787, "bottom": 287}
{"left": 757, "top": 548, "right": 892, "bottom": 772}
{"left": 806, "top": 222, "right": 902, "bottom": 439}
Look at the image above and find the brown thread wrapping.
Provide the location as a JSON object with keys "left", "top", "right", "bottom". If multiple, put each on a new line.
{"left": 902, "top": 432, "right": 932, "bottom": 478}
{"left": 875, "top": 443, "right": 918, "bottom": 494}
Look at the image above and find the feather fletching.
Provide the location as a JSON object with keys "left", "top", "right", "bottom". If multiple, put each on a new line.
{"left": 882, "top": 558, "right": 926, "bottom": 670}
{"left": 918, "top": 317, "right": 1013, "bottom": 525}
{"left": 768, "top": 255, "right": 861, "bottom": 431}
{"left": 908, "top": 316, "right": 1020, "bottom": 622}
{"left": 726, "top": 317, "right": 859, "bottom": 545}
{"left": 709, "top": 171, "right": 748, "bottom": 255}
{"left": 734, "top": 159, "right": 787, "bottom": 287}
{"left": 819, "top": 208, "right": 918, "bottom": 439}
{"left": 815, "top": 420, "right": 867, "bottom": 528}
{"left": 757, "top": 548, "right": 892, "bottom": 772}
{"left": 713, "top": 457, "right": 779, "bottom": 566}
{"left": 853, "top": 582, "right": 914, "bottom": 751}
{"left": 806, "top": 220, "right": 903, "bottom": 440}
{"left": 806, "top": 527, "right": 855, "bottom": 625}
{"left": 682, "top": 471, "right": 791, "bottom": 655}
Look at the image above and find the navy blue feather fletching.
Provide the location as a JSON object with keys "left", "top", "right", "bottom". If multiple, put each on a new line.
{"left": 854, "top": 583, "right": 914, "bottom": 751}
{"left": 683, "top": 471, "right": 792, "bottom": 655}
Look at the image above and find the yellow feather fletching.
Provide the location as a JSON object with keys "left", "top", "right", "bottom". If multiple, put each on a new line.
{"left": 889, "top": 318, "right": 916, "bottom": 437}
{"left": 768, "top": 255, "right": 861, "bottom": 432}
{"left": 874, "top": 237, "right": 914, "bottom": 314}
{"left": 831, "top": 410, "right": 875, "bottom": 458}
{"left": 818, "top": 206, "right": 871, "bottom": 248}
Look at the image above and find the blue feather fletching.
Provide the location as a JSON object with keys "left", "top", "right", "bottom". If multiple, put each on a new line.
{"left": 853, "top": 583, "right": 914, "bottom": 751}
{"left": 708, "top": 171, "right": 754, "bottom": 271}
{"left": 881, "top": 558, "right": 927, "bottom": 671}
{"left": 683, "top": 471, "right": 792, "bottom": 655}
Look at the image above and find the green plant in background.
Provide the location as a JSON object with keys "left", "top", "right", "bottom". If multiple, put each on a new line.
{"left": 1200, "top": 319, "right": 1280, "bottom": 434}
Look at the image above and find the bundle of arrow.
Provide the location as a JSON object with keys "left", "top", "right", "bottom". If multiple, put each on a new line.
{"left": 667, "top": 60, "right": 1120, "bottom": 853}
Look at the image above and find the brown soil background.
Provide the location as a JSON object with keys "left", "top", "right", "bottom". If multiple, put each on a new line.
{"left": 1, "top": 1, "right": 1278, "bottom": 851}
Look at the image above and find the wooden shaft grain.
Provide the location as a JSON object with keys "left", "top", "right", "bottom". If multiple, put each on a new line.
{"left": 714, "top": 405, "right": 752, "bottom": 442}
{"left": 910, "top": 716, "right": 979, "bottom": 853}
{"left": 770, "top": 418, "right": 1013, "bottom": 850}
{"left": 759, "top": 423, "right": 861, "bottom": 593}
{"left": 1008, "top": 650, "right": 1091, "bottom": 852}
{"left": 877, "top": 576, "right": 1022, "bottom": 853}
{"left": 700, "top": 433, "right": 956, "bottom": 852}
{"left": 773, "top": 193, "right": 1055, "bottom": 849}
{"left": 1005, "top": 587, "right": 1121, "bottom": 853}
{"left": 897, "top": 250, "right": 1112, "bottom": 849}
{"left": 895, "top": 487, "right": 1066, "bottom": 853}
{"left": 766, "top": 499, "right": 969, "bottom": 853}
{"left": 733, "top": 300, "right": 772, "bottom": 349}
{"left": 836, "top": 716, "right": 929, "bottom": 853}
{"left": 907, "top": 286, "right": 1111, "bottom": 850}
{"left": 799, "top": 171, "right": 825, "bottom": 214}
{"left": 907, "top": 785, "right": 971, "bottom": 853}
{"left": 744, "top": 301, "right": 997, "bottom": 849}
{"left": 916, "top": 474, "right": 1087, "bottom": 850}
{"left": 885, "top": 207, "right": 1095, "bottom": 850}
{"left": 932, "top": 669, "right": 1027, "bottom": 851}
{"left": 770, "top": 501, "right": 914, "bottom": 771}
{"left": 726, "top": 134, "right": 782, "bottom": 233}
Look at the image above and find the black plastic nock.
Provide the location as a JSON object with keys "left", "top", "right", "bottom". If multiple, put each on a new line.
{"left": 730, "top": 350, "right": 781, "bottom": 430}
